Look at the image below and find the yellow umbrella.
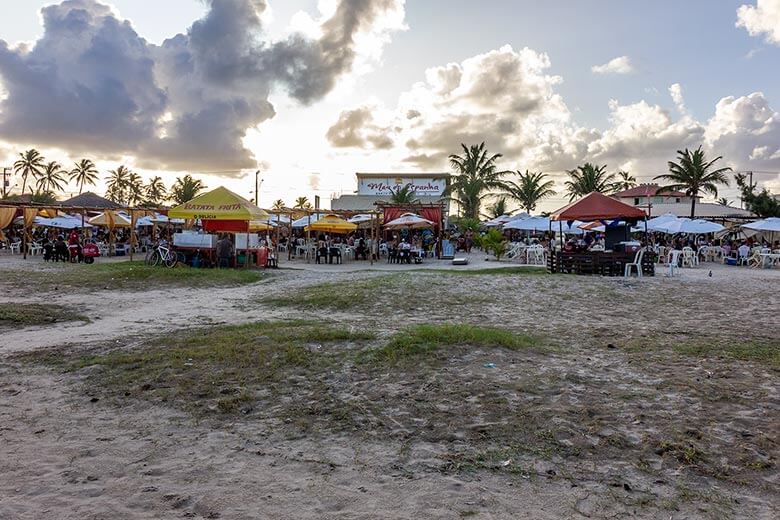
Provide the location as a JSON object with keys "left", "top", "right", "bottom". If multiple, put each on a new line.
{"left": 248, "top": 220, "right": 274, "bottom": 232}
{"left": 168, "top": 186, "right": 269, "bottom": 221}
{"left": 88, "top": 211, "right": 131, "bottom": 228}
{"left": 305, "top": 214, "right": 357, "bottom": 234}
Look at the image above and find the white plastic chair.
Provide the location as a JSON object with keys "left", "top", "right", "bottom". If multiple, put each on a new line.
{"left": 624, "top": 249, "right": 645, "bottom": 278}
{"left": 28, "top": 243, "right": 43, "bottom": 256}
{"left": 10, "top": 241, "right": 21, "bottom": 254}
{"left": 526, "top": 245, "right": 545, "bottom": 266}
{"left": 666, "top": 250, "right": 681, "bottom": 276}
{"left": 681, "top": 247, "right": 696, "bottom": 268}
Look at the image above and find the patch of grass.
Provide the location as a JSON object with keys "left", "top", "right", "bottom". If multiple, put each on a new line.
{"left": 2, "top": 261, "right": 267, "bottom": 292}
{"left": 264, "top": 275, "right": 399, "bottom": 310}
{"left": 0, "top": 303, "right": 88, "bottom": 328}
{"left": 673, "top": 341, "right": 780, "bottom": 369}
{"left": 364, "top": 323, "right": 540, "bottom": 364}
{"left": 417, "top": 266, "right": 548, "bottom": 276}
{"left": 32, "top": 320, "right": 375, "bottom": 416}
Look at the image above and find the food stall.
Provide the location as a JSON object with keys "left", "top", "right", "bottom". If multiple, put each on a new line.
{"left": 168, "top": 186, "right": 270, "bottom": 267}
{"left": 548, "top": 192, "right": 653, "bottom": 276}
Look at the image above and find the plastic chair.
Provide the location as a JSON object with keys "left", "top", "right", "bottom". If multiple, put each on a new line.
{"left": 681, "top": 247, "right": 696, "bottom": 268}
{"left": 666, "top": 250, "right": 681, "bottom": 276}
{"left": 10, "top": 241, "right": 21, "bottom": 254}
{"left": 624, "top": 249, "right": 645, "bottom": 277}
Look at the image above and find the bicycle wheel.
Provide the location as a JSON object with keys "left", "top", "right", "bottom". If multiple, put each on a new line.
{"left": 164, "top": 252, "right": 177, "bottom": 268}
{"left": 145, "top": 249, "right": 160, "bottom": 266}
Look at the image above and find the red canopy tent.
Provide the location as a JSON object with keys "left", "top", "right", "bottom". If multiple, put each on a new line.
{"left": 551, "top": 192, "right": 647, "bottom": 222}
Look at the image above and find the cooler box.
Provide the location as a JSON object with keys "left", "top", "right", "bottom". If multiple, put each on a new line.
{"left": 174, "top": 232, "right": 217, "bottom": 248}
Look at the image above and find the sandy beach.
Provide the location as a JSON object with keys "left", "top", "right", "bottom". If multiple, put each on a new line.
{"left": 1, "top": 255, "right": 778, "bottom": 519}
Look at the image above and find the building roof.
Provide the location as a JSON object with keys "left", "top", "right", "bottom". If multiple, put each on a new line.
{"left": 551, "top": 191, "right": 647, "bottom": 221}
{"left": 612, "top": 183, "right": 687, "bottom": 198}
{"left": 356, "top": 172, "right": 450, "bottom": 179}
{"left": 59, "top": 191, "right": 123, "bottom": 209}
{"left": 646, "top": 202, "right": 754, "bottom": 219}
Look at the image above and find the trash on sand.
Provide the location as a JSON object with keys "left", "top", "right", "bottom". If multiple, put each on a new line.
{"left": 483, "top": 363, "right": 496, "bottom": 369}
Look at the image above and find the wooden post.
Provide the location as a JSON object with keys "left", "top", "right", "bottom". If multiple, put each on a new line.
{"left": 129, "top": 211, "right": 136, "bottom": 261}
{"left": 369, "top": 213, "right": 374, "bottom": 266}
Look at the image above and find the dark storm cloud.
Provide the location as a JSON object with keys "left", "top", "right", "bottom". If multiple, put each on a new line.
{"left": 0, "top": 0, "right": 404, "bottom": 173}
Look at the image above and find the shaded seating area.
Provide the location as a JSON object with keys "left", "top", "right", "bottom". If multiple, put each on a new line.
{"left": 548, "top": 192, "right": 655, "bottom": 276}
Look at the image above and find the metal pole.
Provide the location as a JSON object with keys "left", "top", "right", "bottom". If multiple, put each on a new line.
{"left": 255, "top": 170, "right": 260, "bottom": 205}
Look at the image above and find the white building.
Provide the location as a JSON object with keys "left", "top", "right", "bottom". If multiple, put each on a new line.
{"left": 330, "top": 172, "right": 449, "bottom": 211}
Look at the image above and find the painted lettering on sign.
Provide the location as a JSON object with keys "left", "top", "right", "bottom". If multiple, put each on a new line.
{"left": 358, "top": 178, "right": 446, "bottom": 196}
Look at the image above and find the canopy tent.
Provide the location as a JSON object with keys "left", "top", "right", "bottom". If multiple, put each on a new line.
{"left": 168, "top": 186, "right": 269, "bottom": 232}
{"left": 292, "top": 213, "right": 324, "bottom": 228}
{"left": 348, "top": 214, "right": 374, "bottom": 224}
{"left": 654, "top": 218, "right": 725, "bottom": 235}
{"left": 551, "top": 192, "right": 647, "bottom": 222}
{"left": 484, "top": 213, "right": 529, "bottom": 227}
{"left": 631, "top": 212, "right": 678, "bottom": 232}
{"left": 384, "top": 212, "right": 435, "bottom": 230}
{"left": 305, "top": 214, "right": 357, "bottom": 234}
{"left": 503, "top": 216, "right": 584, "bottom": 234}
{"left": 89, "top": 211, "right": 132, "bottom": 228}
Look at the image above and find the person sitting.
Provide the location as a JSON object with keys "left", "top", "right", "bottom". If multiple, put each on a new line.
{"left": 355, "top": 238, "right": 367, "bottom": 260}
{"left": 737, "top": 242, "right": 750, "bottom": 265}
{"left": 54, "top": 236, "right": 69, "bottom": 262}
{"left": 399, "top": 239, "right": 412, "bottom": 264}
{"left": 42, "top": 238, "right": 55, "bottom": 262}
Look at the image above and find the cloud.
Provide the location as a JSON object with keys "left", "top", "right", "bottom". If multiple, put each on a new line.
{"left": 737, "top": 0, "right": 780, "bottom": 45}
{"left": 0, "top": 0, "right": 406, "bottom": 174}
{"left": 669, "top": 83, "right": 687, "bottom": 115}
{"left": 326, "top": 45, "right": 780, "bottom": 190}
{"left": 591, "top": 56, "right": 634, "bottom": 75}
{"left": 325, "top": 105, "right": 394, "bottom": 149}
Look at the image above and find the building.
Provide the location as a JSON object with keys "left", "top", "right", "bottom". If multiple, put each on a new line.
{"left": 330, "top": 172, "right": 450, "bottom": 212}
{"left": 612, "top": 183, "right": 692, "bottom": 206}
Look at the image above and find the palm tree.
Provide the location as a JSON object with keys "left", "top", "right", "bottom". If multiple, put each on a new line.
{"left": 127, "top": 172, "right": 146, "bottom": 205}
{"left": 614, "top": 170, "right": 637, "bottom": 191}
{"left": 564, "top": 163, "right": 617, "bottom": 201}
{"left": 486, "top": 197, "right": 509, "bottom": 219}
{"left": 294, "top": 196, "right": 312, "bottom": 210}
{"left": 105, "top": 165, "right": 132, "bottom": 204}
{"left": 13, "top": 149, "right": 46, "bottom": 195}
{"left": 389, "top": 185, "right": 419, "bottom": 204}
{"left": 36, "top": 161, "right": 67, "bottom": 194}
{"left": 170, "top": 175, "right": 206, "bottom": 204}
{"left": 506, "top": 170, "right": 556, "bottom": 212}
{"left": 448, "top": 142, "right": 510, "bottom": 219}
{"left": 654, "top": 146, "right": 731, "bottom": 218}
{"left": 717, "top": 197, "right": 732, "bottom": 207}
{"left": 145, "top": 176, "right": 167, "bottom": 205}
{"left": 271, "top": 199, "right": 286, "bottom": 211}
{"left": 69, "top": 159, "right": 99, "bottom": 195}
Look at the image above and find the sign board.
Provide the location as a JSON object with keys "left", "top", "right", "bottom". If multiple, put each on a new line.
{"left": 357, "top": 176, "right": 446, "bottom": 197}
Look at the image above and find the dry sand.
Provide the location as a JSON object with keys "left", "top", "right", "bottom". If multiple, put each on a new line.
{"left": 1, "top": 254, "right": 778, "bottom": 519}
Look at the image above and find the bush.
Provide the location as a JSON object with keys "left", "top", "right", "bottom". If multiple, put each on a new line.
{"left": 481, "top": 229, "right": 507, "bottom": 261}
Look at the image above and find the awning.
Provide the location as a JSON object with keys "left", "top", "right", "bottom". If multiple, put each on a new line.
{"left": 305, "top": 214, "right": 357, "bottom": 234}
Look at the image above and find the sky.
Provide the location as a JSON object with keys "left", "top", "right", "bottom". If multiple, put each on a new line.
{"left": 1, "top": 0, "right": 779, "bottom": 212}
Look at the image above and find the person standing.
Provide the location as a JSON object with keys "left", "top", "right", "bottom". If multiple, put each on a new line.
{"left": 216, "top": 233, "right": 234, "bottom": 268}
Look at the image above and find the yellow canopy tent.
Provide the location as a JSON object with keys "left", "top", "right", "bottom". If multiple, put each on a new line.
{"left": 168, "top": 186, "right": 268, "bottom": 232}
{"left": 305, "top": 214, "right": 357, "bottom": 234}
{"left": 248, "top": 220, "right": 274, "bottom": 232}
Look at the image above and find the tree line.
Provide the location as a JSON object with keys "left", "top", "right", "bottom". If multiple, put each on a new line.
{"left": 442, "top": 142, "right": 780, "bottom": 219}
{"left": 6, "top": 149, "right": 207, "bottom": 206}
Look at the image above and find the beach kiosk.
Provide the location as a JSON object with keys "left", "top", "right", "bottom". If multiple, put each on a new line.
{"left": 168, "top": 186, "right": 270, "bottom": 267}
{"left": 549, "top": 192, "right": 651, "bottom": 276}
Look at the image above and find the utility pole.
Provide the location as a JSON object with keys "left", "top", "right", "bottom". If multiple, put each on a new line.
{"left": 254, "top": 170, "right": 263, "bottom": 206}
{"left": 1, "top": 167, "right": 11, "bottom": 198}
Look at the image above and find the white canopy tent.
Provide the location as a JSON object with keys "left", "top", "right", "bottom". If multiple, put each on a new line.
{"left": 654, "top": 218, "right": 725, "bottom": 235}
{"left": 291, "top": 213, "right": 324, "bottom": 228}
{"left": 384, "top": 213, "right": 434, "bottom": 230}
{"left": 742, "top": 217, "right": 780, "bottom": 242}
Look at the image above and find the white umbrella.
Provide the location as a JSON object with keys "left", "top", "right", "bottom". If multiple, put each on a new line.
{"left": 656, "top": 218, "right": 724, "bottom": 234}
{"left": 41, "top": 215, "right": 93, "bottom": 229}
{"left": 292, "top": 213, "right": 324, "bottom": 228}
{"left": 503, "top": 216, "right": 549, "bottom": 231}
{"left": 742, "top": 217, "right": 780, "bottom": 233}
{"left": 384, "top": 213, "right": 434, "bottom": 230}
{"left": 348, "top": 214, "right": 374, "bottom": 224}
{"left": 634, "top": 213, "right": 678, "bottom": 232}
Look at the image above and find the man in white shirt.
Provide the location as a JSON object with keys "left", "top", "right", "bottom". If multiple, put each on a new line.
{"left": 737, "top": 242, "right": 750, "bottom": 259}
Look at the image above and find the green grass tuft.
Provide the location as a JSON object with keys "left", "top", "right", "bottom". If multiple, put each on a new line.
{"left": 365, "top": 323, "right": 539, "bottom": 363}
{"left": 673, "top": 341, "right": 780, "bottom": 369}
{"left": 417, "top": 266, "right": 548, "bottom": 276}
{"left": 0, "top": 303, "right": 89, "bottom": 328}
{"left": 2, "top": 261, "right": 267, "bottom": 292}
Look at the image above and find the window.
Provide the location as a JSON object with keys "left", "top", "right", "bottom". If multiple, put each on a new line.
{"left": 675, "top": 198, "right": 680, "bottom": 203}
{"left": 634, "top": 197, "right": 640, "bottom": 205}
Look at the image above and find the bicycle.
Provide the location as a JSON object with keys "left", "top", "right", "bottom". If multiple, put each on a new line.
{"left": 145, "top": 241, "right": 178, "bottom": 268}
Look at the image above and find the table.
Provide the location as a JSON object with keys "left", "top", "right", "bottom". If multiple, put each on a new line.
{"left": 759, "top": 253, "right": 780, "bottom": 268}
